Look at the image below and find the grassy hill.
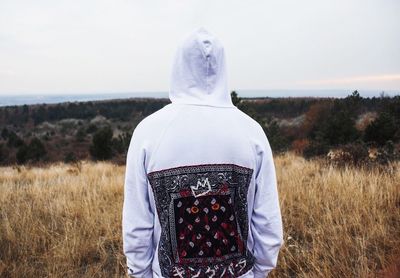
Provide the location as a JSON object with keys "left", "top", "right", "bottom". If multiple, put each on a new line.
{"left": 0, "top": 153, "right": 399, "bottom": 277}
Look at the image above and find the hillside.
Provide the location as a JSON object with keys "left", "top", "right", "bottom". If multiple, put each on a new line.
{"left": 0, "top": 154, "right": 398, "bottom": 277}
{"left": 0, "top": 91, "right": 399, "bottom": 166}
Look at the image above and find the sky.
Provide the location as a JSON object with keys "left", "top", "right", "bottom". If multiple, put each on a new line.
{"left": 0, "top": 0, "right": 399, "bottom": 96}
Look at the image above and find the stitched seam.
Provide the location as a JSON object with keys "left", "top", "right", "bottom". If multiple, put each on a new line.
{"left": 150, "top": 104, "right": 185, "bottom": 168}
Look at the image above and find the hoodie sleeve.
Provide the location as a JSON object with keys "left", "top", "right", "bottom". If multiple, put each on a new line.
{"left": 122, "top": 124, "right": 154, "bottom": 278}
{"left": 251, "top": 127, "right": 284, "bottom": 278}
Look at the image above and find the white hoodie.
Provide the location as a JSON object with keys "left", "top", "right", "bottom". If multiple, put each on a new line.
{"left": 122, "top": 28, "right": 283, "bottom": 278}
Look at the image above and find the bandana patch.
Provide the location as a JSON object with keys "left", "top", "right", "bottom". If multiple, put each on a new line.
{"left": 147, "top": 164, "right": 255, "bottom": 278}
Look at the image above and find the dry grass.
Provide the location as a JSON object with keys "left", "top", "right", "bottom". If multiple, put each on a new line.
{"left": 271, "top": 154, "right": 400, "bottom": 278}
{"left": 0, "top": 154, "right": 399, "bottom": 277}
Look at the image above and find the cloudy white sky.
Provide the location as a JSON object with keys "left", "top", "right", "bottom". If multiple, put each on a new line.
{"left": 0, "top": 0, "right": 399, "bottom": 95}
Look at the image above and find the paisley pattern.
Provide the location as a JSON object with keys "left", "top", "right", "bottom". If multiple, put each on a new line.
{"left": 147, "top": 164, "right": 255, "bottom": 278}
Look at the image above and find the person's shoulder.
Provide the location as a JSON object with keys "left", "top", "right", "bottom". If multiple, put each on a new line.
{"left": 136, "top": 104, "right": 173, "bottom": 128}
{"left": 131, "top": 103, "right": 175, "bottom": 139}
{"left": 232, "top": 107, "right": 265, "bottom": 137}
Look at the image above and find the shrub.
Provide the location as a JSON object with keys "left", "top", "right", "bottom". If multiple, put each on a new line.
{"left": 112, "top": 132, "right": 131, "bottom": 154}
{"left": 28, "top": 138, "right": 47, "bottom": 161}
{"left": 0, "top": 143, "right": 8, "bottom": 163}
{"left": 340, "top": 142, "right": 369, "bottom": 166}
{"left": 292, "top": 139, "right": 310, "bottom": 154}
{"left": 16, "top": 144, "right": 29, "bottom": 164}
{"left": 16, "top": 138, "right": 47, "bottom": 164}
{"left": 364, "top": 112, "right": 397, "bottom": 145}
{"left": 64, "top": 152, "right": 77, "bottom": 163}
{"left": 303, "top": 140, "right": 330, "bottom": 159}
{"left": 76, "top": 127, "right": 87, "bottom": 142}
{"left": 1, "top": 127, "right": 9, "bottom": 140}
{"left": 7, "top": 131, "right": 24, "bottom": 148}
{"left": 263, "top": 119, "right": 290, "bottom": 153}
{"left": 322, "top": 111, "right": 360, "bottom": 146}
{"left": 90, "top": 126, "right": 113, "bottom": 160}
{"left": 86, "top": 124, "right": 98, "bottom": 134}
{"left": 231, "top": 91, "right": 242, "bottom": 106}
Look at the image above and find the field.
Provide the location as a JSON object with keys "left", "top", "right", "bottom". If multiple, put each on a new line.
{"left": 0, "top": 154, "right": 399, "bottom": 277}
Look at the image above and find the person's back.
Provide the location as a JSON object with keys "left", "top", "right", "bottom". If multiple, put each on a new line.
{"left": 122, "top": 28, "right": 283, "bottom": 278}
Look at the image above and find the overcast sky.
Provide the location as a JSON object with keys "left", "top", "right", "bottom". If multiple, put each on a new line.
{"left": 0, "top": 0, "right": 399, "bottom": 95}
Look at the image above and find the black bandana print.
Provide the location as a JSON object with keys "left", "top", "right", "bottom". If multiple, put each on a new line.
{"left": 147, "top": 164, "right": 255, "bottom": 278}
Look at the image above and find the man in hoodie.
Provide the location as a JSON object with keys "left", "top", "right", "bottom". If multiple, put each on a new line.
{"left": 122, "top": 28, "right": 284, "bottom": 278}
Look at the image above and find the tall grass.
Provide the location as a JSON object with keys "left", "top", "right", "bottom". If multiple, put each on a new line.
{"left": 0, "top": 154, "right": 399, "bottom": 277}
{"left": 272, "top": 154, "right": 399, "bottom": 277}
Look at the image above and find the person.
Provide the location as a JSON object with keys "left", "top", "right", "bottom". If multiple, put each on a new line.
{"left": 122, "top": 28, "right": 283, "bottom": 278}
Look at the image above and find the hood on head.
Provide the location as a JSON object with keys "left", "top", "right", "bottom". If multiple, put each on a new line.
{"left": 169, "top": 28, "right": 234, "bottom": 108}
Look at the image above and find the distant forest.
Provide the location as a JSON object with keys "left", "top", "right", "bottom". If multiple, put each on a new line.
{"left": 0, "top": 91, "right": 399, "bottom": 166}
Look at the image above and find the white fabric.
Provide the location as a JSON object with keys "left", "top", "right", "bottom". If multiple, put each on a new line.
{"left": 169, "top": 27, "right": 233, "bottom": 108}
{"left": 122, "top": 28, "right": 283, "bottom": 278}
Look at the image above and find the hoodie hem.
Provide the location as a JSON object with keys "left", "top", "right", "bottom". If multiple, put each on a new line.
{"left": 152, "top": 266, "right": 255, "bottom": 278}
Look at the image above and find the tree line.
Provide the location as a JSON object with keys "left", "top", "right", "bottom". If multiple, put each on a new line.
{"left": 0, "top": 91, "right": 399, "bottom": 165}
